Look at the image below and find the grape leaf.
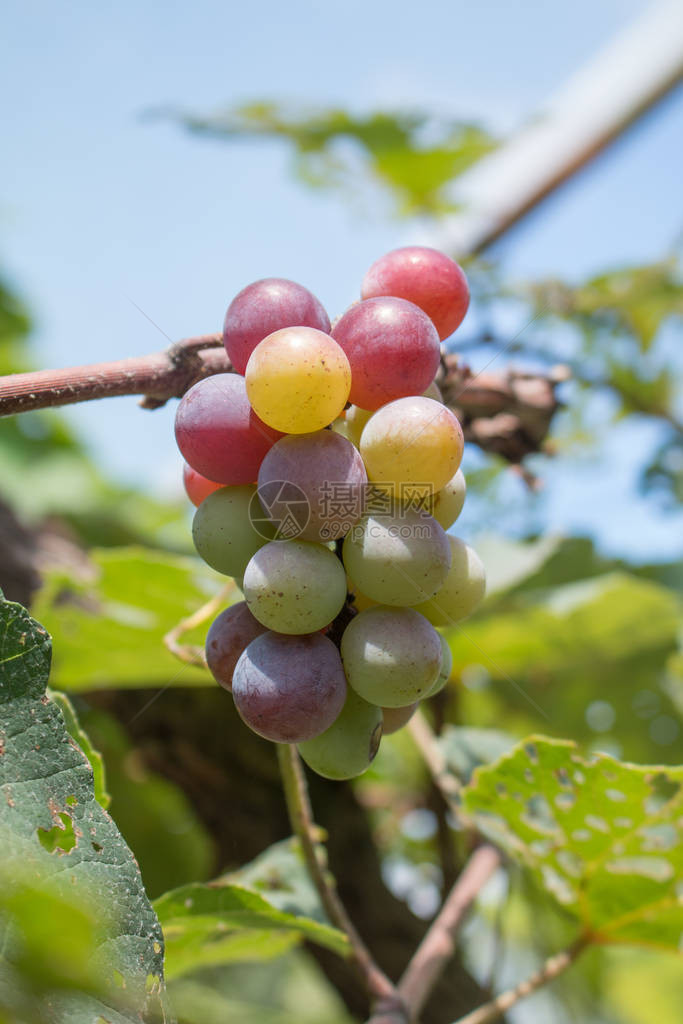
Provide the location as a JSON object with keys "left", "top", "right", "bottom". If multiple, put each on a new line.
{"left": 155, "top": 881, "right": 348, "bottom": 980}
{"left": 0, "top": 596, "right": 169, "bottom": 1022}
{"left": 32, "top": 547, "right": 236, "bottom": 690}
{"left": 462, "top": 736, "right": 683, "bottom": 949}
{"left": 48, "top": 688, "right": 110, "bottom": 809}
{"left": 437, "top": 726, "right": 516, "bottom": 782}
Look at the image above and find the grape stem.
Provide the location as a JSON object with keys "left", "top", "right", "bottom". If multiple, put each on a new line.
{"left": 450, "top": 935, "right": 589, "bottom": 1024}
{"left": 275, "top": 743, "right": 406, "bottom": 1017}
{"left": 0, "top": 338, "right": 563, "bottom": 465}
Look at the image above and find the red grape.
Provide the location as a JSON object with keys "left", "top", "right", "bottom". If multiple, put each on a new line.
{"left": 205, "top": 601, "right": 268, "bottom": 691}
{"left": 361, "top": 246, "right": 469, "bottom": 340}
{"left": 232, "top": 631, "right": 347, "bottom": 743}
{"left": 175, "top": 373, "right": 282, "bottom": 484}
{"left": 223, "top": 278, "right": 331, "bottom": 374}
{"left": 331, "top": 297, "right": 440, "bottom": 411}
{"left": 182, "top": 462, "right": 222, "bottom": 507}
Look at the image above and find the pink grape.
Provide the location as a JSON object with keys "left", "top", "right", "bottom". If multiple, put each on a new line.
{"left": 361, "top": 246, "right": 469, "bottom": 340}
{"left": 381, "top": 703, "right": 419, "bottom": 735}
{"left": 257, "top": 430, "right": 367, "bottom": 542}
{"left": 182, "top": 462, "right": 223, "bottom": 507}
{"left": 223, "top": 278, "right": 331, "bottom": 374}
{"left": 175, "top": 373, "right": 282, "bottom": 484}
{"left": 232, "top": 631, "right": 347, "bottom": 743}
{"left": 331, "top": 297, "right": 440, "bottom": 410}
{"left": 205, "top": 602, "right": 268, "bottom": 691}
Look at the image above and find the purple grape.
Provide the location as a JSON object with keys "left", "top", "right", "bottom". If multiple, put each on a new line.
{"left": 205, "top": 602, "right": 268, "bottom": 691}
{"left": 175, "top": 373, "right": 282, "bottom": 484}
{"left": 223, "top": 278, "right": 331, "bottom": 375}
{"left": 232, "top": 632, "right": 347, "bottom": 743}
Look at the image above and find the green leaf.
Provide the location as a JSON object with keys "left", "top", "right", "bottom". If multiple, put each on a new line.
{"left": 47, "top": 689, "right": 110, "bottom": 809}
{"left": 155, "top": 881, "right": 348, "bottom": 980}
{"left": 32, "top": 547, "right": 236, "bottom": 690}
{"left": 222, "top": 837, "right": 329, "bottom": 923}
{"left": 0, "top": 596, "right": 168, "bottom": 1022}
{"left": 462, "top": 736, "right": 683, "bottom": 949}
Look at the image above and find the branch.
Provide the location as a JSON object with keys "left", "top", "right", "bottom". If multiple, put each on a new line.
{"left": 408, "top": 708, "right": 463, "bottom": 811}
{"left": 452, "top": 936, "right": 588, "bottom": 1024}
{"left": 0, "top": 334, "right": 225, "bottom": 415}
{"left": 0, "top": 339, "right": 564, "bottom": 464}
{"left": 397, "top": 845, "right": 501, "bottom": 1019}
{"left": 276, "top": 743, "right": 405, "bottom": 1018}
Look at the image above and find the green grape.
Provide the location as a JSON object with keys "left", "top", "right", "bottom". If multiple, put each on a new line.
{"left": 426, "top": 469, "right": 466, "bottom": 529}
{"left": 342, "top": 510, "right": 451, "bottom": 606}
{"left": 192, "top": 486, "right": 274, "bottom": 577}
{"left": 245, "top": 327, "right": 351, "bottom": 433}
{"left": 425, "top": 634, "right": 453, "bottom": 698}
{"left": 414, "top": 536, "right": 486, "bottom": 626}
{"left": 298, "top": 689, "right": 382, "bottom": 780}
{"left": 344, "top": 404, "right": 373, "bottom": 447}
{"left": 341, "top": 606, "right": 441, "bottom": 707}
{"left": 381, "top": 702, "right": 419, "bottom": 735}
{"left": 243, "top": 540, "right": 347, "bottom": 634}
{"left": 360, "top": 396, "right": 463, "bottom": 498}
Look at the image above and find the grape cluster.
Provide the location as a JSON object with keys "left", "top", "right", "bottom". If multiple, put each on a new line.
{"left": 175, "top": 247, "right": 486, "bottom": 780}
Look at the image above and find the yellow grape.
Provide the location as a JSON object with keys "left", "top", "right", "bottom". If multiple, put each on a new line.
{"left": 360, "top": 396, "right": 463, "bottom": 499}
{"left": 414, "top": 536, "right": 486, "bottom": 626}
{"left": 245, "top": 326, "right": 351, "bottom": 433}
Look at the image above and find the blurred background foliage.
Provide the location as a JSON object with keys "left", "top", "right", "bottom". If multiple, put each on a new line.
{"left": 1, "top": 96, "right": 682, "bottom": 1024}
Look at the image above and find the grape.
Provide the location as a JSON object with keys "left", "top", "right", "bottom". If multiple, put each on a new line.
{"left": 298, "top": 690, "right": 382, "bottom": 780}
{"left": 360, "top": 396, "right": 463, "bottom": 499}
{"left": 423, "top": 379, "right": 443, "bottom": 402}
{"left": 361, "top": 246, "right": 469, "bottom": 340}
{"left": 192, "top": 486, "right": 274, "bottom": 577}
{"left": 245, "top": 327, "right": 351, "bottom": 433}
{"left": 426, "top": 469, "right": 466, "bottom": 529}
{"left": 205, "top": 602, "right": 268, "bottom": 691}
{"left": 414, "top": 537, "right": 486, "bottom": 626}
{"left": 232, "top": 631, "right": 347, "bottom": 743}
{"left": 341, "top": 606, "right": 441, "bottom": 707}
{"left": 343, "top": 405, "right": 373, "bottom": 447}
{"left": 223, "top": 278, "right": 331, "bottom": 374}
{"left": 257, "top": 430, "right": 367, "bottom": 542}
{"left": 243, "top": 540, "right": 347, "bottom": 633}
{"left": 331, "top": 297, "right": 440, "bottom": 410}
{"left": 175, "top": 373, "right": 282, "bottom": 484}
{"left": 381, "top": 703, "right": 418, "bottom": 735}
{"left": 424, "top": 634, "right": 453, "bottom": 698}
{"left": 343, "top": 510, "right": 451, "bottom": 606}
{"left": 183, "top": 462, "right": 222, "bottom": 507}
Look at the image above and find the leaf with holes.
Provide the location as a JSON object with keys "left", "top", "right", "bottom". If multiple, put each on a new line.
{"left": 462, "top": 736, "right": 683, "bottom": 950}
{"left": 0, "top": 595, "right": 169, "bottom": 1022}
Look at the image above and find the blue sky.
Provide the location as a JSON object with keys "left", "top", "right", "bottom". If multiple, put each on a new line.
{"left": 2, "top": 0, "right": 682, "bottom": 559}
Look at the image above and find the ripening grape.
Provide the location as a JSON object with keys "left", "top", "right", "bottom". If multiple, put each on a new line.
{"left": 182, "top": 462, "right": 222, "bottom": 507}
{"left": 175, "top": 374, "right": 282, "bottom": 484}
{"left": 414, "top": 536, "right": 486, "bottom": 626}
{"left": 298, "top": 689, "right": 382, "bottom": 780}
{"left": 257, "top": 430, "right": 367, "bottom": 542}
{"left": 426, "top": 469, "right": 466, "bottom": 529}
{"left": 343, "top": 510, "right": 451, "bottom": 606}
{"left": 245, "top": 327, "right": 351, "bottom": 433}
{"left": 360, "top": 396, "right": 464, "bottom": 498}
{"left": 232, "top": 631, "right": 347, "bottom": 743}
{"left": 342, "top": 606, "right": 441, "bottom": 707}
{"left": 425, "top": 634, "right": 453, "bottom": 698}
{"left": 192, "top": 486, "right": 274, "bottom": 577}
{"left": 243, "top": 540, "right": 347, "bottom": 633}
{"left": 381, "top": 702, "right": 418, "bottom": 735}
{"left": 361, "top": 246, "right": 469, "bottom": 340}
{"left": 331, "top": 297, "right": 440, "bottom": 410}
{"left": 223, "top": 278, "right": 331, "bottom": 374}
{"left": 343, "top": 405, "right": 373, "bottom": 448}
{"left": 205, "top": 602, "right": 268, "bottom": 691}
{"left": 423, "top": 379, "right": 443, "bottom": 402}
